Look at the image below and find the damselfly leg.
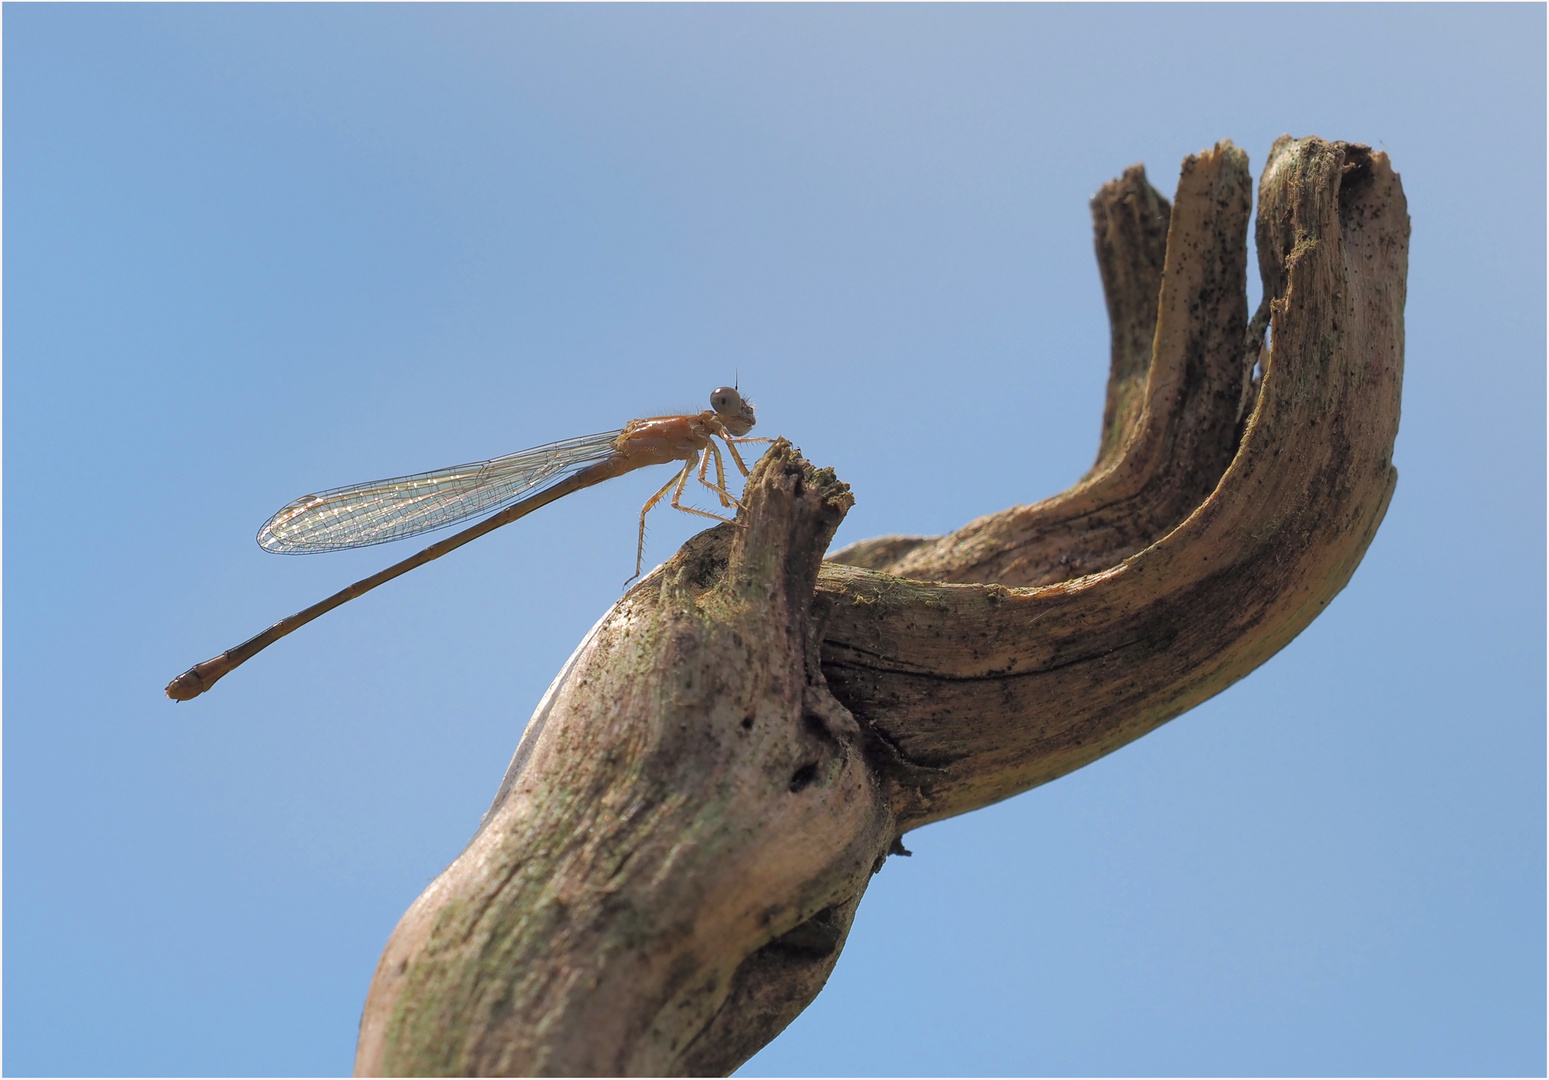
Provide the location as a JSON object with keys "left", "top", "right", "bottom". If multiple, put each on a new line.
{"left": 628, "top": 450, "right": 743, "bottom": 586}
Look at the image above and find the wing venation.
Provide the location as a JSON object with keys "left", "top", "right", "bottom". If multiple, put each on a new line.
{"left": 256, "top": 430, "right": 622, "bottom": 553}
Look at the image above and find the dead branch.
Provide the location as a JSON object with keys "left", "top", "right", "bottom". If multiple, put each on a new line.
{"left": 355, "top": 135, "right": 1407, "bottom": 1076}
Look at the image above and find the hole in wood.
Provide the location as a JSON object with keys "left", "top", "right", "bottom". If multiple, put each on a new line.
{"left": 788, "top": 761, "right": 819, "bottom": 792}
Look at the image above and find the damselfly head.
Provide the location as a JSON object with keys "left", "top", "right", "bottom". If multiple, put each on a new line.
{"left": 710, "top": 385, "right": 757, "bottom": 436}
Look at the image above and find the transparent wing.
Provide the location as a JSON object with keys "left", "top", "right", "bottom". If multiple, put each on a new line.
{"left": 257, "top": 430, "right": 623, "bottom": 553}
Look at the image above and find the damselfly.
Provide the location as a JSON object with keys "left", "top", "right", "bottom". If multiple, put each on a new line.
{"left": 166, "top": 386, "right": 771, "bottom": 701}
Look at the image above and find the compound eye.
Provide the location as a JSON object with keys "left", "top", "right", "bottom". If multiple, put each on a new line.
{"left": 710, "top": 386, "right": 743, "bottom": 416}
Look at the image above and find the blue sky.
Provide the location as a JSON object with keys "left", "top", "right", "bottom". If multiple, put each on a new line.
{"left": 5, "top": 5, "right": 1544, "bottom": 1076}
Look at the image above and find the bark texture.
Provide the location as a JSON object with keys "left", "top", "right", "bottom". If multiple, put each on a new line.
{"left": 356, "top": 136, "right": 1408, "bottom": 1076}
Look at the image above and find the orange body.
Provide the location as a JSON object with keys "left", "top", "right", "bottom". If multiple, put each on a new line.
{"left": 613, "top": 411, "right": 726, "bottom": 467}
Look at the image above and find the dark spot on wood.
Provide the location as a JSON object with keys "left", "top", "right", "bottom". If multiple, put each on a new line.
{"left": 788, "top": 762, "right": 819, "bottom": 792}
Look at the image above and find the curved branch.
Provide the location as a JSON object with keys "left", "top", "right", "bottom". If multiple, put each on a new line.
{"left": 820, "top": 136, "right": 1407, "bottom": 827}
{"left": 355, "top": 136, "right": 1407, "bottom": 1076}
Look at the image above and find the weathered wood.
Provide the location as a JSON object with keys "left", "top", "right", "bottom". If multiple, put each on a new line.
{"left": 356, "top": 136, "right": 1407, "bottom": 1076}
{"left": 836, "top": 142, "right": 1258, "bottom": 587}
{"left": 822, "top": 136, "right": 1407, "bottom": 827}
{"left": 357, "top": 448, "right": 891, "bottom": 1077}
